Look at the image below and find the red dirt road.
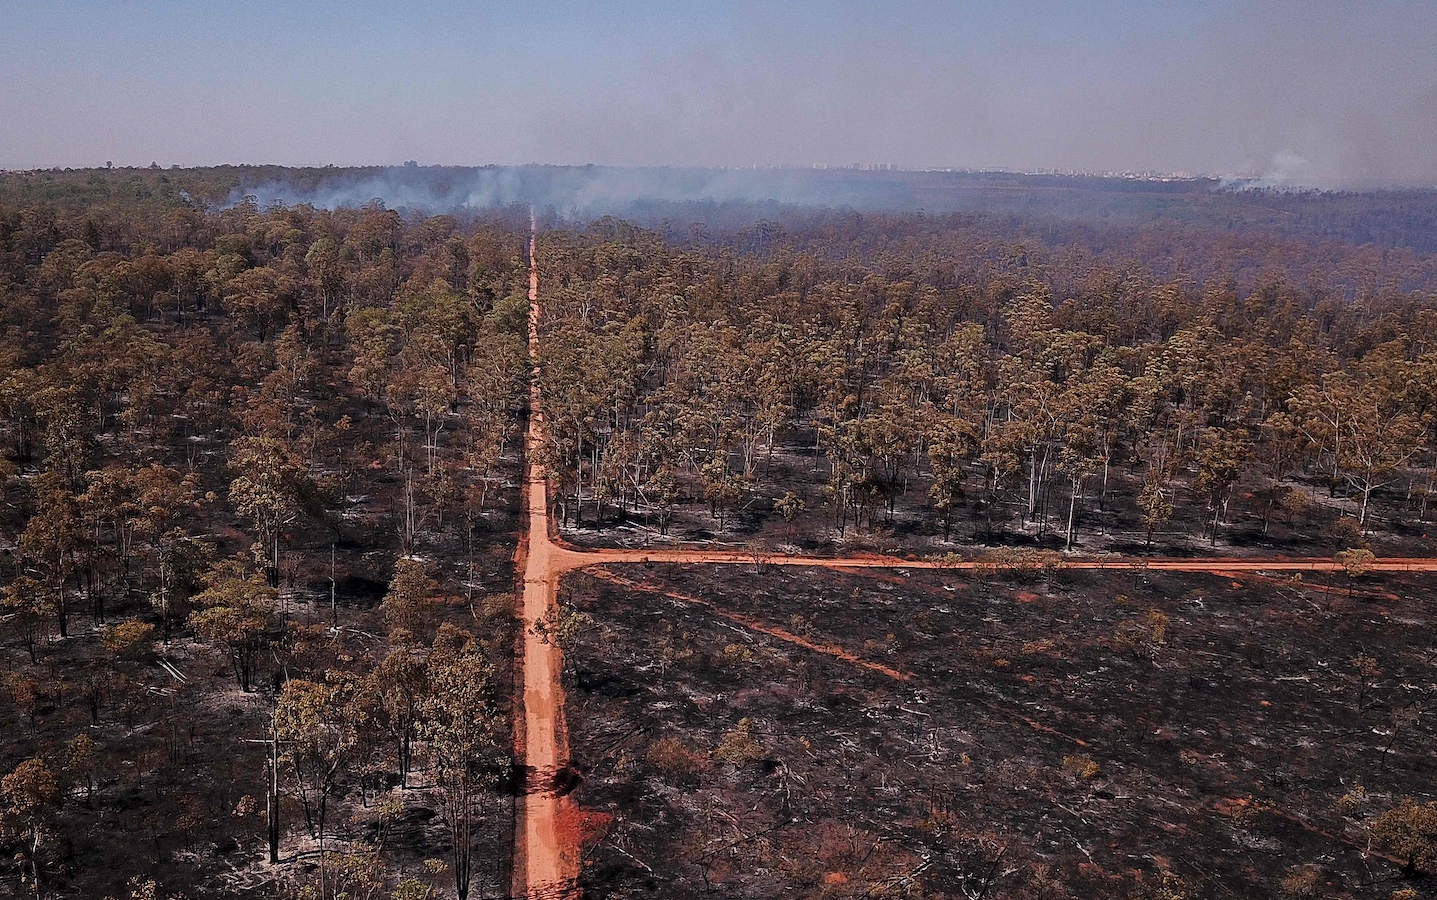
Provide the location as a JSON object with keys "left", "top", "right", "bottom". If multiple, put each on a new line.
{"left": 511, "top": 220, "right": 1437, "bottom": 897}
{"left": 546, "top": 544, "right": 1437, "bottom": 575}
{"left": 513, "top": 220, "right": 581, "bottom": 900}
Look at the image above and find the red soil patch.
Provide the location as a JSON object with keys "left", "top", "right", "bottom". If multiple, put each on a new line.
{"left": 556, "top": 805, "right": 614, "bottom": 851}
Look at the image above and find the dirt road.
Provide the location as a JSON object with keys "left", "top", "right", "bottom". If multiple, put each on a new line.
{"left": 546, "top": 544, "right": 1437, "bottom": 575}
{"left": 511, "top": 220, "right": 1437, "bottom": 897}
{"left": 513, "top": 220, "right": 581, "bottom": 900}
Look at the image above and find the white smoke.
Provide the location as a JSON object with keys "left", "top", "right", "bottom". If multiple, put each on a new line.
{"left": 229, "top": 165, "right": 886, "bottom": 217}
{"left": 228, "top": 164, "right": 1237, "bottom": 223}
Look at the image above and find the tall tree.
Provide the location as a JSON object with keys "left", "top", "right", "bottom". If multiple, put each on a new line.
{"left": 1, "top": 758, "right": 61, "bottom": 900}
{"left": 228, "top": 436, "right": 306, "bottom": 585}
{"left": 274, "top": 675, "right": 360, "bottom": 890}
{"left": 421, "top": 626, "right": 503, "bottom": 900}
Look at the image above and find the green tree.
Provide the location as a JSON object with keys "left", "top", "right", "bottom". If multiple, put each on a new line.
{"left": 274, "top": 676, "right": 361, "bottom": 892}
{"left": 18, "top": 474, "right": 84, "bottom": 638}
{"left": 221, "top": 266, "right": 291, "bottom": 340}
{"left": 774, "top": 490, "right": 806, "bottom": 541}
{"left": 421, "top": 626, "right": 503, "bottom": 900}
{"left": 188, "top": 566, "right": 275, "bottom": 691}
{"left": 380, "top": 558, "right": 439, "bottom": 643}
{"left": 1293, "top": 372, "right": 1424, "bottom": 530}
{"left": 228, "top": 436, "right": 306, "bottom": 585}
{"left": 371, "top": 648, "right": 428, "bottom": 788}
{"left": 3, "top": 576, "right": 48, "bottom": 664}
{"left": 927, "top": 414, "right": 977, "bottom": 542}
{"left": 1192, "top": 428, "right": 1252, "bottom": 546}
{"left": 33, "top": 383, "right": 96, "bottom": 487}
{"left": 1057, "top": 446, "right": 1099, "bottom": 551}
{"left": 1369, "top": 800, "right": 1437, "bottom": 876}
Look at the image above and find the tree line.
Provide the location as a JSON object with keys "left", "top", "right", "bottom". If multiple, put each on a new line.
{"left": 536, "top": 214, "right": 1437, "bottom": 551}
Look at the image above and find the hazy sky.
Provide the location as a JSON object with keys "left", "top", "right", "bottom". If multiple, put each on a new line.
{"left": 3, "top": 0, "right": 1436, "bottom": 185}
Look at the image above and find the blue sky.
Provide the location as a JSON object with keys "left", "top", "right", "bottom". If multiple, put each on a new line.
{"left": 3, "top": 1, "right": 1436, "bottom": 184}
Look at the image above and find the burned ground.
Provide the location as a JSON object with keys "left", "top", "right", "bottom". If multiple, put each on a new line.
{"left": 563, "top": 563, "right": 1437, "bottom": 899}
{"left": 0, "top": 335, "right": 527, "bottom": 899}
{"left": 1, "top": 519, "right": 522, "bottom": 899}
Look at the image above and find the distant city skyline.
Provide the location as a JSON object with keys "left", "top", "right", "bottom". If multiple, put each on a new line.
{"left": 3, "top": 0, "right": 1435, "bottom": 187}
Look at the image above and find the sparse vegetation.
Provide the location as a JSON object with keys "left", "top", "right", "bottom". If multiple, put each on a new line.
{"left": 567, "top": 563, "right": 1437, "bottom": 897}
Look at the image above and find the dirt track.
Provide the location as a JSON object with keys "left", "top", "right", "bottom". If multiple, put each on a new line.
{"left": 514, "top": 219, "right": 580, "bottom": 900}
{"left": 510, "top": 222, "right": 1437, "bottom": 898}
{"left": 552, "top": 546, "right": 1437, "bottom": 575}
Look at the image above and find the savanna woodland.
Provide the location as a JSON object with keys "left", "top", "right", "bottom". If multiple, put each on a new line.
{"left": 3, "top": 165, "right": 1437, "bottom": 899}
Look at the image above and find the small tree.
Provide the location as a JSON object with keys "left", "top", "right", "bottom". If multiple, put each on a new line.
{"left": 1137, "top": 482, "right": 1174, "bottom": 548}
{"left": 1335, "top": 547, "right": 1376, "bottom": 597}
{"left": 1350, "top": 652, "right": 1380, "bottom": 714}
{"left": 1, "top": 758, "right": 62, "bottom": 899}
{"left": 103, "top": 618, "right": 155, "bottom": 658}
{"left": 64, "top": 734, "right": 97, "bottom": 803}
{"left": 381, "top": 558, "right": 439, "bottom": 643}
{"left": 774, "top": 491, "right": 806, "bottom": 541}
{"left": 1369, "top": 799, "right": 1437, "bottom": 876}
{"left": 188, "top": 565, "right": 276, "bottom": 691}
{"left": 534, "top": 603, "right": 596, "bottom": 685}
{"left": 644, "top": 465, "right": 678, "bottom": 537}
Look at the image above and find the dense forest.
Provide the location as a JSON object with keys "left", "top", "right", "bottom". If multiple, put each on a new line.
{"left": 3, "top": 166, "right": 1437, "bottom": 897}
{"left": 537, "top": 211, "right": 1437, "bottom": 558}
{"left": 0, "top": 183, "right": 532, "bottom": 898}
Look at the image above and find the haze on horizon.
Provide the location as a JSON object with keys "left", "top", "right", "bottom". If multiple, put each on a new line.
{"left": 3, "top": 0, "right": 1436, "bottom": 189}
